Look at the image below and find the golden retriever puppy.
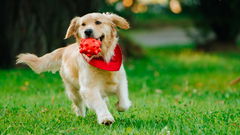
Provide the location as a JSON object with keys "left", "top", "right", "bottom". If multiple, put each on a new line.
{"left": 16, "top": 13, "right": 131, "bottom": 125}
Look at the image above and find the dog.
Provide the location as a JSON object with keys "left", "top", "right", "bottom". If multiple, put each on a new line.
{"left": 16, "top": 13, "right": 131, "bottom": 125}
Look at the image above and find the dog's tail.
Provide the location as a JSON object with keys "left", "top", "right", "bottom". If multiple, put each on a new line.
{"left": 16, "top": 47, "right": 65, "bottom": 74}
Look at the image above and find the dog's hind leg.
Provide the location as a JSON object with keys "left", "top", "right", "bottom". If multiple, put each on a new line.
{"left": 65, "top": 83, "right": 86, "bottom": 117}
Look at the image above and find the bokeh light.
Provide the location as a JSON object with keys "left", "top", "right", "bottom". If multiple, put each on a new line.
{"left": 169, "top": 0, "right": 182, "bottom": 14}
{"left": 123, "top": 0, "right": 133, "bottom": 7}
{"left": 131, "top": 3, "right": 148, "bottom": 13}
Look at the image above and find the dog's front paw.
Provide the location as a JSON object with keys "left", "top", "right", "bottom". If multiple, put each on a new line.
{"left": 116, "top": 100, "right": 131, "bottom": 112}
{"left": 98, "top": 114, "right": 115, "bottom": 126}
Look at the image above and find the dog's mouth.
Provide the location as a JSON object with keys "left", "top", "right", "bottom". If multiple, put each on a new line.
{"left": 80, "top": 34, "right": 105, "bottom": 59}
{"left": 99, "top": 35, "right": 105, "bottom": 42}
{"left": 96, "top": 35, "right": 104, "bottom": 42}
{"left": 85, "top": 35, "right": 104, "bottom": 42}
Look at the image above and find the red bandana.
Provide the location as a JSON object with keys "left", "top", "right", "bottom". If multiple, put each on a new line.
{"left": 82, "top": 45, "right": 122, "bottom": 71}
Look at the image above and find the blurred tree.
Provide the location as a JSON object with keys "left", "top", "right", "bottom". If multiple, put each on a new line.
{"left": 186, "top": 0, "right": 240, "bottom": 50}
{"left": 0, "top": 0, "right": 103, "bottom": 68}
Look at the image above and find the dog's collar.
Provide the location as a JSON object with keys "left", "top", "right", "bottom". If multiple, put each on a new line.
{"left": 82, "top": 45, "right": 122, "bottom": 71}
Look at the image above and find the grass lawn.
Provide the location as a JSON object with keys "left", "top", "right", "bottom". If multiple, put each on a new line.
{"left": 1, "top": 47, "right": 240, "bottom": 134}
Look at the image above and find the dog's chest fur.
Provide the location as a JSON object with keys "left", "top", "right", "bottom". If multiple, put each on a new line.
{"left": 60, "top": 43, "right": 120, "bottom": 96}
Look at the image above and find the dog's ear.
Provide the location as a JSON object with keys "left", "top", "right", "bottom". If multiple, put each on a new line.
{"left": 65, "top": 17, "right": 81, "bottom": 39}
{"left": 106, "top": 13, "right": 130, "bottom": 30}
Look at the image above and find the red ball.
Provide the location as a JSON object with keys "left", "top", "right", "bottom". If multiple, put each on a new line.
{"left": 79, "top": 38, "right": 102, "bottom": 57}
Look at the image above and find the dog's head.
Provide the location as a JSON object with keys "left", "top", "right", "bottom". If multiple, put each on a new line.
{"left": 65, "top": 13, "right": 129, "bottom": 62}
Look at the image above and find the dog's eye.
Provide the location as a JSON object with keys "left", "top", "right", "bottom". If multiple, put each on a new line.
{"left": 95, "top": 21, "right": 101, "bottom": 25}
{"left": 82, "top": 23, "right": 86, "bottom": 26}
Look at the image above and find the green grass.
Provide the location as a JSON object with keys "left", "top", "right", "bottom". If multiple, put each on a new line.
{"left": 1, "top": 47, "right": 240, "bottom": 134}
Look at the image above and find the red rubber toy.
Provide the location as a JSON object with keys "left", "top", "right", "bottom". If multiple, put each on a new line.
{"left": 79, "top": 38, "right": 102, "bottom": 57}
{"left": 79, "top": 38, "right": 122, "bottom": 71}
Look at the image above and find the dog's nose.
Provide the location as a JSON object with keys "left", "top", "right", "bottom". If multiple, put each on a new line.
{"left": 84, "top": 29, "right": 93, "bottom": 37}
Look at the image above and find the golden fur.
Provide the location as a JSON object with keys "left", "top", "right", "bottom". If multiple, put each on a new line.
{"left": 16, "top": 13, "right": 131, "bottom": 125}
